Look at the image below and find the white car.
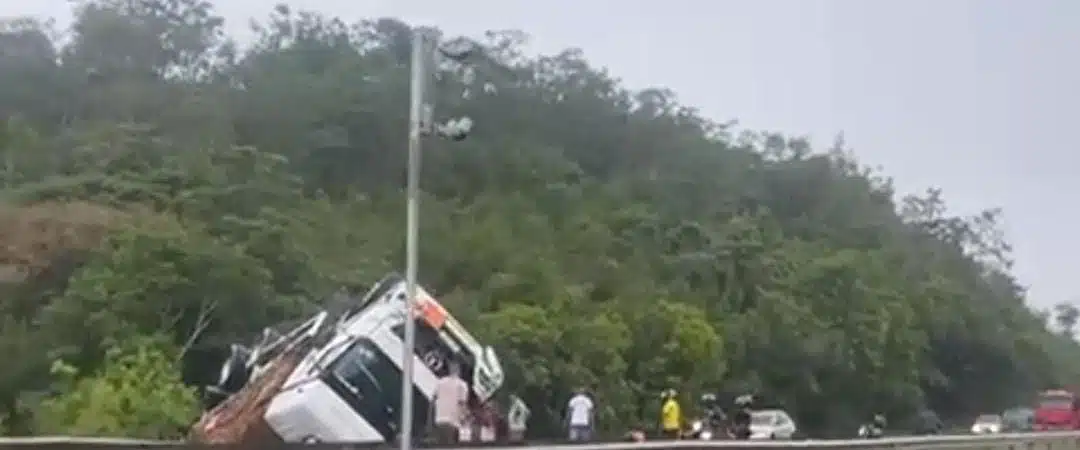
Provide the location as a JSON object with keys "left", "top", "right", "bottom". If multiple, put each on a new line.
{"left": 750, "top": 409, "right": 798, "bottom": 440}
{"left": 971, "top": 414, "right": 1003, "bottom": 434}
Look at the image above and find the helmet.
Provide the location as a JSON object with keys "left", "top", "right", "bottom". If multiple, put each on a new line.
{"left": 662, "top": 389, "right": 677, "bottom": 399}
{"left": 734, "top": 394, "right": 754, "bottom": 407}
{"left": 701, "top": 393, "right": 717, "bottom": 402}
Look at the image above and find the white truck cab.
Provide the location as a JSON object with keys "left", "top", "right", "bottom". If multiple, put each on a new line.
{"left": 194, "top": 274, "right": 527, "bottom": 445}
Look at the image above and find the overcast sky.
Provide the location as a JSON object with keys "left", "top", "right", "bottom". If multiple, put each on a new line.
{"left": 4, "top": 0, "right": 1077, "bottom": 307}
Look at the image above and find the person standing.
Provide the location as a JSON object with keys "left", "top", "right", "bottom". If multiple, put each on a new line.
{"left": 660, "top": 389, "right": 682, "bottom": 439}
{"left": 565, "top": 387, "right": 595, "bottom": 442}
{"left": 432, "top": 362, "right": 469, "bottom": 445}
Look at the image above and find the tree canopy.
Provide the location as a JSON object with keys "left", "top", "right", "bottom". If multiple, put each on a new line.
{"left": 0, "top": 0, "right": 1077, "bottom": 439}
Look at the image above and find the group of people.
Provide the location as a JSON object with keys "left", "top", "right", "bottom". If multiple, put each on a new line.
{"left": 563, "top": 388, "right": 759, "bottom": 442}
{"left": 414, "top": 361, "right": 933, "bottom": 446}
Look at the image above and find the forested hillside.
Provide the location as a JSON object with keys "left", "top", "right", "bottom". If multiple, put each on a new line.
{"left": 0, "top": 0, "right": 1077, "bottom": 439}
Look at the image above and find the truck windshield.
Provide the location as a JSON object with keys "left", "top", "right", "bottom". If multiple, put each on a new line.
{"left": 329, "top": 339, "right": 404, "bottom": 436}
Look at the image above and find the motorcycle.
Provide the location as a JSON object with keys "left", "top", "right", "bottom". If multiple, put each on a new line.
{"left": 857, "top": 424, "right": 883, "bottom": 439}
{"left": 687, "top": 401, "right": 728, "bottom": 440}
{"left": 728, "top": 408, "right": 752, "bottom": 440}
{"left": 687, "top": 419, "right": 719, "bottom": 440}
{"left": 729, "top": 422, "right": 751, "bottom": 440}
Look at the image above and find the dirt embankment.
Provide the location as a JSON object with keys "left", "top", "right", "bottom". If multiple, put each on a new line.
{"left": 0, "top": 201, "right": 121, "bottom": 282}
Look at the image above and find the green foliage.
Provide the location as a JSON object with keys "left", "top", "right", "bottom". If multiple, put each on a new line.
{"left": 0, "top": 0, "right": 1077, "bottom": 438}
{"left": 41, "top": 212, "right": 278, "bottom": 368}
{"left": 33, "top": 336, "right": 199, "bottom": 438}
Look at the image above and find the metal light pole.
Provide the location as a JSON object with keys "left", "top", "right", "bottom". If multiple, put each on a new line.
{"left": 399, "top": 27, "right": 479, "bottom": 450}
{"left": 400, "top": 28, "right": 430, "bottom": 450}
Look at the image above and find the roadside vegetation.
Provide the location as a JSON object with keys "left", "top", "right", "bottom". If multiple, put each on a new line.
{"left": 0, "top": 0, "right": 1076, "bottom": 438}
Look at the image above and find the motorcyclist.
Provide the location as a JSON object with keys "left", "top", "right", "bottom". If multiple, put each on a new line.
{"left": 700, "top": 393, "right": 726, "bottom": 428}
{"left": 687, "top": 393, "right": 725, "bottom": 439}
{"left": 730, "top": 394, "right": 754, "bottom": 440}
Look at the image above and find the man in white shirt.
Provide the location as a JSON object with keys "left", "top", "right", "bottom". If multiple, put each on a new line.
{"left": 565, "top": 387, "right": 595, "bottom": 442}
{"left": 432, "top": 363, "right": 470, "bottom": 445}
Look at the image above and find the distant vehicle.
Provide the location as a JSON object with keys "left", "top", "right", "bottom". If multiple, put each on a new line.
{"left": 1034, "top": 389, "right": 1080, "bottom": 431}
{"left": 971, "top": 414, "right": 1002, "bottom": 434}
{"left": 1002, "top": 407, "right": 1035, "bottom": 432}
{"left": 748, "top": 409, "right": 797, "bottom": 440}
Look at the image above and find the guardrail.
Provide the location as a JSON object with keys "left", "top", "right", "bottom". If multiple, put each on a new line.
{"left": 2, "top": 432, "right": 1080, "bottom": 450}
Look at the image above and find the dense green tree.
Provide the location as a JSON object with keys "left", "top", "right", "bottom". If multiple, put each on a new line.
{"left": 0, "top": 0, "right": 1077, "bottom": 439}
{"left": 33, "top": 335, "right": 198, "bottom": 438}
{"left": 1055, "top": 303, "right": 1079, "bottom": 337}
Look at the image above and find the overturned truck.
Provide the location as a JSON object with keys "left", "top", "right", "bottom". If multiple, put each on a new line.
{"left": 190, "top": 273, "right": 530, "bottom": 445}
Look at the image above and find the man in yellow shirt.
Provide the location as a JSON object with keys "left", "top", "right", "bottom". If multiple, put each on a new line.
{"left": 660, "top": 389, "right": 682, "bottom": 439}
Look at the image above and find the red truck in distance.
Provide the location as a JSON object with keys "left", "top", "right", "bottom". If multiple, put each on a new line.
{"left": 1034, "top": 389, "right": 1080, "bottom": 431}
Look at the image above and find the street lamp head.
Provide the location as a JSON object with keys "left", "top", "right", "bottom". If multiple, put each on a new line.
{"left": 438, "top": 37, "right": 479, "bottom": 62}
